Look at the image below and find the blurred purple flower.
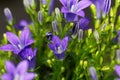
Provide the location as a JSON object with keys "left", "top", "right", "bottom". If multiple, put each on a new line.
{"left": 78, "top": 18, "right": 90, "bottom": 30}
{"left": 0, "top": 28, "right": 34, "bottom": 54}
{"left": 48, "top": 0, "right": 55, "bottom": 15}
{"left": 42, "top": 0, "right": 46, "bottom": 4}
{"left": 14, "top": 20, "right": 28, "bottom": 30}
{"left": 115, "top": 65, "right": 120, "bottom": 77}
{"left": 1, "top": 60, "right": 36, "bottom": 80}
{"left": 59, "top": 0, "right": 92, "bottom": 22}
{"left": 91, "top": 0, "right": 111, "bottom": 18}
{"left": 114, "top": 30, "right": 120, "bottom": 43}
{"left": 48, "top": 35, "right": 68, "bottom": 60}
{"left": 19, "top": 46, "right": 37, "bottom": 68}
{"left": 46, "top": 32, "right": 53, "bottom": 41}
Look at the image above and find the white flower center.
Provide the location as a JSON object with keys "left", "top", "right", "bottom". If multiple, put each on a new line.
{"left": 14, "top": 74, "right": 24, "bottom": 80}
{"left": 57, "top": 45, "right": 63, "bottom": 54}
{"left": 27, "top": 56, "right": 32, "bottom": 61}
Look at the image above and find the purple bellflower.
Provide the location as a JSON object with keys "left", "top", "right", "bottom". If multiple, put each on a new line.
{"left": 48, "top": 35, "right": 68, "bottom": 60}
{"left": 19, "top": 46, "right": 37, "bottom": 68}
{"left": 0, "top": 28, "right": 34, "bottom": 54}
{"left": 1, "top": 60, "right": 36, "bottom": 80}
{"left": 14, "top": 20, "right": 28, "bottom": 30}
{"left": 59, "top": 0, "right": 92, "bottom": 22}
{"left": 91, "top": 0, "right": 111, "bottom": 18}
{"left": 115, "top": 65, "right": 120, "bottom": 79}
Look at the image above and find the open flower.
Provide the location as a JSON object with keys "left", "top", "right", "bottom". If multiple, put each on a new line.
{"left": 91, "top": 0, "right": 111, "bottom": 18}
{"left": 1, "top": 60, "right": 36, "bottom": 80}
{"left": 48, "top": 35, "right": 68, "bottom": 60}
{"left": 0, "top": 28, "right": 34, "bottom": 54}
{"left": 59, "top": 0, "right": 92, "bottom": 22}
{"left": 19, "top": 46, "right": 37, "bottom": 68}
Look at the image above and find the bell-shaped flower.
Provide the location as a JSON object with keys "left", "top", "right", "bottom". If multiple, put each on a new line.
{"left": 19, "top": 46, "right": 37, "bottom": 68}
{"left": 48, "top": 35, "right": 68, "bottom": 60}
{"left": 0, "top": 28, "right": 34, "bottom": 54}
{"left": 1, "top": 60, "right": 36, "bottom": 80}
{"left": 59, "top": 0, "right": 92, "bottom": 22}
{"left": 91, "top": 0, "right": 111, "bottom": 18}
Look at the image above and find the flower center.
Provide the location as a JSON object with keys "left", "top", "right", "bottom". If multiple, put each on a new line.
{"left": 57, "top": 45, "right": 63, "bottom": 54}
{"left": 27, "top": 56, "right": 32, "bottom": 61}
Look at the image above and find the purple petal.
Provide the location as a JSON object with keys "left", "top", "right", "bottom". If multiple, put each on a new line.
{"left": 48, "top": 44, "right": 55, "bottom": 51}
{"left": 20, "top": 28, "right": 34, "bottom": 46}
{"left": 0, "top": 44, "right": 14, "bottom": 51}
{"left": 75, "top": 10, "right": 85, "bottom": 17}
{"left": 24, "top": 73, "right": 36, "bottom": 80}
{"left": 115, "top": 65, "right": 120, "bottom": 77}
{"left": 6, "top": 32, "right": 20, "bottom": 47}
{"left": 64, "top": 13, "right": 78, "bottom": 22}
{"left": 5, "top": 61, "right": 15, "bottom": 74}
{"left": 78, "top": 18, "right": 90, "bottom": 30}
{"left": 16, "top": 60, "right": 28, "bottom": 74}
{"left": 61, "top": 7, "right": 69, "bottom": 13}
{"left": 54, "top": 52, "right": 65, "bottom": 60}
{"left": 1, "top": 73, "right": 12, "bottom": 80}
{"left": 52, "top": 35, "right": 61, "bottom": 45}
{"left": 61, "top": 36, "right": 68, "bottom": 51}
{"left": 102, "top": 0, "right": 111, "bottom": 16}
{"left": 59, "top": 0, "right": 67, "bottom": 8}
{"left": 76, "top": 0, "right": 92, "bottom": 12}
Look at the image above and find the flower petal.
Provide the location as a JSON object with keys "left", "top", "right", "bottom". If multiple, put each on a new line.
{"left": 64, "top": 13, "right": 78, "bottom": 22}
{"left": 5, "top": 61, "right": 15, "bottom": 74}
{"left": 24, "top": 73, "right": 36, "bottom": 80}
{"left": 115, "top": 65, "right": 120, "bottom": 77}
{"left": 1, "top": 73, "right": 12, "bottom": 80}
{"left": 102, "top": 0, "right": 111, "bottom": 16}
{"left": 0, "top": 44, "right": 14, "bottom": 51}
{"left": 54, "top": 52, "right": 65, "bottom": 60}
{"left": 76, "top": 0, "right": 92, "bottom": 12}
{"left": 61, "top": 36, "right": 68, "bottom": 51}
{"left": 52, "top": 35, "right": 61, "bottom": 45}
{"left": 48, "top": 44, "right": 55, "bottom": 51}
{"left": 6, "top": 32, "right": 20, "bottom": 47}
{"left": 20, "top": 28, "right": 34, "bottom": 46}
{"left": 16, "top": 60, "right": 28, "bottom": 74}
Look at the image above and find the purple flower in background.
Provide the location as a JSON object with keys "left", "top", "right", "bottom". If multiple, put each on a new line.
{"left": 114, "top": 30, "right": 120, "bottom": 43}
{"left": 115, "top": 65, "right": 120, "bottom": 79}
{"left": 42, "top": 0, "right": 46, "bottom": 4}
{"left": 0, "top": 28, "right": 34, "bottom": 54}
{"left": 59, "top": 0, "right": 92, "bottom": 22}
{"left": 91, "top": 0, "right": 111, "bottom": 18}
{"left": 19, "top": 46, "right": 37, "bottom": 68}
{"left": 4, "top": 8, "right": 13, "bottom": 24}
{"left": 78, "top": 18, "right": 90, "bottom": 30}
{"left": 48, "top": 35, "right": 68, "bottom": 60}
{"left": 1, "top": 60, "right": 36, "bottom": 80}
{"left": 14, "top": 20, "right": 28, "bottom": 30}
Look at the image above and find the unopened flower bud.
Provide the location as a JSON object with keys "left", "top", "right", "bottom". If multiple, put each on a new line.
{"left": 4, "top": 8, "right": 13, "bottom": 24}
{"left": 38, "top": 11, "right": 43, "bottom": 24}
{"left": 55, "top": 7, "right": 61, "bottom": 21}
{"left": 23, "top": 0, "right": 30, "bottom": 9}
{"left": 101, "top": 23, "right": 106, "bottom": 31}
{"left": 116, "top": 49, "right": 120, "bottom": 63}
{"left": 78, "top": 29, "right": 83, "bottom": 42}
{"left": 89, "top": 67, "right": 98, "bottom": 80}
{"left": 93, "top": 30, "right": 99, "bottom": 42}
{"left": 52, "top": 20, "right": 58, "bottom": 33}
